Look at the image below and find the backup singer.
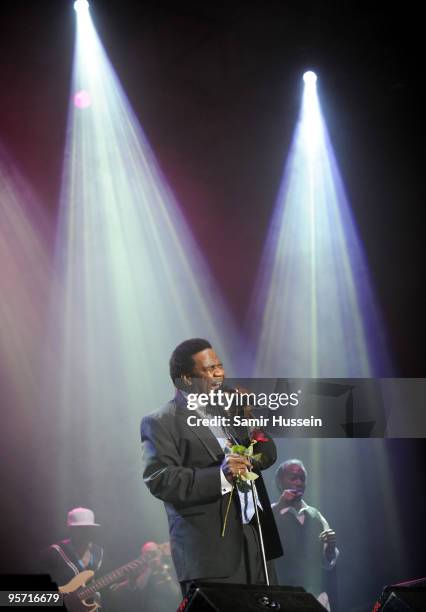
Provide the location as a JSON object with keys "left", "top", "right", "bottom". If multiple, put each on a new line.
{"left": 272, "top": 460, "right": 339, "bottom": 611}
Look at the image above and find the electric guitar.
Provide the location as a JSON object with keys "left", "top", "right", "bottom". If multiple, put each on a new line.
{"left": 59, "top": 543, "right": 170, "bottom": 612}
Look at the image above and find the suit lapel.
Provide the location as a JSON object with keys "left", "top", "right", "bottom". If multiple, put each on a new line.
{"left": 174, "top": 391, "right": 224, "bottom": 462}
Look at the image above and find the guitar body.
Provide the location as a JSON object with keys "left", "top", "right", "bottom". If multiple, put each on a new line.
{"left": 60, "top": 572, "right": 100, "bottom": 612}
{"left": 59, "top": 571, "right": 94, "bottom": 594}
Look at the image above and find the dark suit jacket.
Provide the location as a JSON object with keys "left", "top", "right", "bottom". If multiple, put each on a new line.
{"left": 140, "top": 392, "right": 283, "bottom": 582}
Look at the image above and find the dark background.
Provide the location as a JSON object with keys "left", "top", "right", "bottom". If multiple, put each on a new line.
{"left": 0, "top": 0, "right": 424, "bottom": 374}
{"left": 0, "top": 2, "right": 425, "bottom": 611}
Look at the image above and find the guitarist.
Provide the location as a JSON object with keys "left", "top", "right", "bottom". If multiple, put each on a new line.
{"left": 39, "top": 507, "right": 103, "bottom": 607}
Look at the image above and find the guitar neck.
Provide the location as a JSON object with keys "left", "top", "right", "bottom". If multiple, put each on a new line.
{"left": 78, "top": 556, "right": 145, "bottom": 600}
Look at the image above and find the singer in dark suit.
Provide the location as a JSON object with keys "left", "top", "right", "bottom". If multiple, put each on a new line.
{"left": 141, "top": 338, "right": 282, "bottom": 593}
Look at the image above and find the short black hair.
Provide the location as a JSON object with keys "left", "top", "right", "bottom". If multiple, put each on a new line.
{"left": 275, "top": 459, "right": 307, "bottom": 492}
{"left": 169, "top": 338, "right": 212, "bottom": 386}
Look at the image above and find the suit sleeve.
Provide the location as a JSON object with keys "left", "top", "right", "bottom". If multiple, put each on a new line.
{"left": 141, "top": 413, "right": 222, "bottom": 507}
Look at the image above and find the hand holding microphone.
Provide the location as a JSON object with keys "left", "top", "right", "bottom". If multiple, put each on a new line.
{"left": 278, "top": 488, "right": 304, "bottom": 507}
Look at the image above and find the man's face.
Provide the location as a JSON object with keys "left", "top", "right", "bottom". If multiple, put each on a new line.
{"left": 280, "top": 463, "right": 306, "bottom": 495}
{"left": 69, "top": 527, "right": 95, "bottom": 548}
{"left": 188, "top": 348, "right": 225, "bottom": 394}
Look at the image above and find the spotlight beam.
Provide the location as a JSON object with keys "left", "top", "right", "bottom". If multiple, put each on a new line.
{"left": 250, "top": 73, "right": 391, "bottom": 377}
{"left": 44, "top": 2, "right": 238, "bottom": 507}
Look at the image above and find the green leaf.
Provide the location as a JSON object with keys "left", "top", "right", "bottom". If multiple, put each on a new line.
{"left": 231, "top": 445, "right": 247, "bottom": 455}
{"left": 240, "top": 472, "right": 259, "bottom": 481}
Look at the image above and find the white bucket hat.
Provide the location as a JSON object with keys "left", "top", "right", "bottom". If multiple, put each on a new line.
{"left": 66, "top": 507, "right": 100, "bottom": 528}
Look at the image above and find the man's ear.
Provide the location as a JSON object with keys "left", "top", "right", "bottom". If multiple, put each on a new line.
{"left": 182, "top": 374, "right": 192, "bottom": 387}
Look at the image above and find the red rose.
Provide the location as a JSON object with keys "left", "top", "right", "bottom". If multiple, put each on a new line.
{"left": 251, "top": 430, "right": 269, "bottom": 443}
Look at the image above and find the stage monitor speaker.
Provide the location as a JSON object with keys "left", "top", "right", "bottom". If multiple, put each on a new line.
{"left": 179, "top": 583, "right": 326, "bottom": 611}
{"left": 378, "top": 586, "right": 426, "bottom": 611}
